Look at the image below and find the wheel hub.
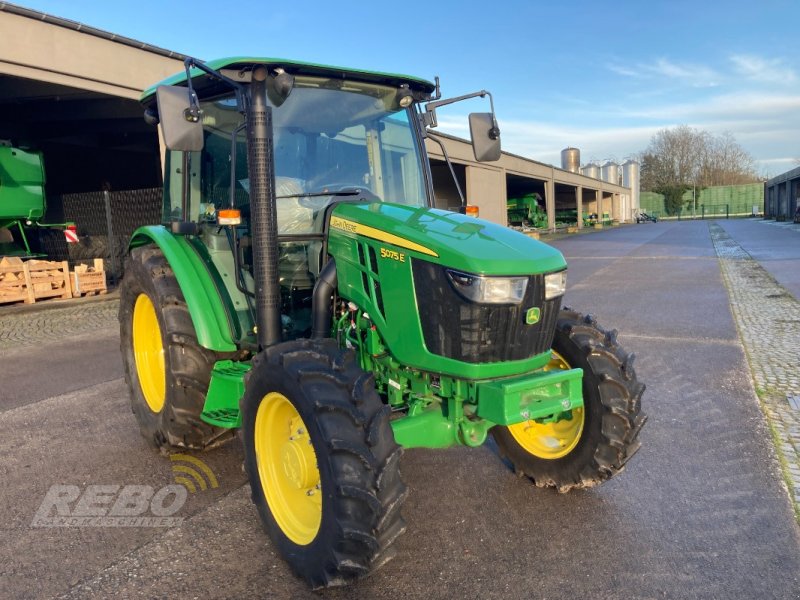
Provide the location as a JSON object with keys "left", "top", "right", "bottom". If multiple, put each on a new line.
{"left": 508, "top": 350, "right": 585, "bottom": 460}
{"left": 254, "top": 393, "right": 322, "bottom": 546}
{"left": 280, "top": 422, "right": 318, "bottom": 490}
{"left": 131, "top": 293, "right": 166, "bottom": 414}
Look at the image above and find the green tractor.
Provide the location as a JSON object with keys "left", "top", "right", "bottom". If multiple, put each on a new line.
{"left": 120, "top": 57, "right": 646, "bottom": 588}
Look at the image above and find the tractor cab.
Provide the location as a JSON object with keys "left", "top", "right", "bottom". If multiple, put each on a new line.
{"left": 142, "top": 57, "right": 499, "bottom": 343}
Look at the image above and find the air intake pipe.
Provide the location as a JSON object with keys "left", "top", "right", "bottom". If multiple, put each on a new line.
{"left": 246, "top": 67, "right": 282, "bottom": 348}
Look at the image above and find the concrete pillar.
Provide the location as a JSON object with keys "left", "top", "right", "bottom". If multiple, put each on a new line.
{"left": 612, "top": 193, "right": 621, "bottom": 222}
{"left": 545, "top": 177, "right": 556, "bottom": 231}
{"left": 576, "top": 185, "right": 583, "bottom": 229}
{"left": 465, "top": 165, "right": 507, "bottom": 225}
{"left": 595, "top": 189, "right": 600, "bottom": 217}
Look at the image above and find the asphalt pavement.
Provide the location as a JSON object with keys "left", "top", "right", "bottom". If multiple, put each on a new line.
{"left": 1, "top": 219, "right": 798, "bottom": 599}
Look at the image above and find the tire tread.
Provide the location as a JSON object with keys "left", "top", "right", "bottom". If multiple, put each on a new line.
{"left": 242, "top": 338, "right": 405, "bottom": 588}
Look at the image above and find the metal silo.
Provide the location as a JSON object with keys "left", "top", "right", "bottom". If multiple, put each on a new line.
{"left": 622, "top": 160, "right": 640, "bottom": 212}
{"left": 561, "top": 147, "right": 581, "bottom": 173}
{"left": 601, "top": 161, "right": 620, "bottom": 185}
{"left": 581, "top": 163, "right": 600, "bottom": 179}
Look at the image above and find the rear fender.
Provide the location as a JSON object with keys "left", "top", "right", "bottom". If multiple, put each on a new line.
{"left": 128, "top": 226, "right": 237, "bottom": 352}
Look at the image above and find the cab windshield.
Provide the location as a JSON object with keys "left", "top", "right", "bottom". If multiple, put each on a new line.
{"left": 196, "top": 77, "right": 428, "bottom": 234}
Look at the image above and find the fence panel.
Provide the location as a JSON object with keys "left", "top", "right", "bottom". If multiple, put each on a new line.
{"left": 36, "top": 188, "right": 162, "bottom": 282}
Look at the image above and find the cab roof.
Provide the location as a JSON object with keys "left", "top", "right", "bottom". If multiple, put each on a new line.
{"left": 141, "top": 56, "right": 437, "bottom": 104}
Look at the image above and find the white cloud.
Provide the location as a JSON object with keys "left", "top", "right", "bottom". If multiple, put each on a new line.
{"left": 626, "top": 92, "right": 800, "bottom": 122}
{"left": 436, "top": 109, "right": 800, "bottom": 178}
{"left": 753, "top": 157, "right": 799, "bottom": 178}
{"left": 605, "top": 63, "right": 642, "bottom": 78}
{"left": 489, "top": 119, "right": 663, "bottom": 166}
{"left": 649, "top": 58, "right": 719, "bottom": 86}
{"left": 436, "top": 65, "right": 800, "bottom": 178}
{"left": 608, "top": 54, "right": 798, "bottom": 88}
{"left": 730, "top": 54, "right": 797, "bottom": 84}
{"left": 755, "top": 157, "right": 798, "bottom": 166}
{"left": 605, "top": 58, "right": 720, "bottom": 87}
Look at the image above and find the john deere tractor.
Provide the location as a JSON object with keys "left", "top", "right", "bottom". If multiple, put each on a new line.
{"left": 120, "top": 57, "right": 646, "bottom": 588}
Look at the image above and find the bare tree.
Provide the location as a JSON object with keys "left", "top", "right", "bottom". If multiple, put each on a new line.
{"left": 640, "top": 126, "right": 757, "bottom": 191}
{"left": 697, "top": 132, "right": 757, "bottom": 186}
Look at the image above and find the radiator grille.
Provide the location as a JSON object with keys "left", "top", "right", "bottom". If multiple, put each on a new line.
{"left": 412, "top": 260, "right": 560, "bottom": 363}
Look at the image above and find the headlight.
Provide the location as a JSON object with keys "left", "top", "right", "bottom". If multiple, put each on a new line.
{"left": 446, "top": 270, "right": 528, "bottom": 304}
{"left": 544, "top": 270, "right": 567, "bottom": 300}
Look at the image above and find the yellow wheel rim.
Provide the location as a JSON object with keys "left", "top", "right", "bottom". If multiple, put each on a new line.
{"left": 132, "top": 293, "right": 166, "bottom": 413}
{"left": 254, "top": 392, "right": 322, "bottom": 546}
{"left": 508, "top": 351, "right": 585, "bottom": 460}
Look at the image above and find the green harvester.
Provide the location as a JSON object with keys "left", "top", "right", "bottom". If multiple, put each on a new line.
{"left": 506, "top": 192, "right": 547, "bottom": 228}
{"left": 0, "top": 145, "right": 45, "bottom": 256}
{"left": 120, "top": 57, "right": 646, "bottom": 588}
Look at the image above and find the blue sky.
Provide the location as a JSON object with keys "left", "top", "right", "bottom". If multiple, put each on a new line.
{"left": 13, "top": 0, "right": 800, "bottom": 176}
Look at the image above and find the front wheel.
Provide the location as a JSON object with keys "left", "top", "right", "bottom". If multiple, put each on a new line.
{"left": 241, "top": 339, "right": 406, "bottom": 588}
{"left": 492, "top": 308, "right": 646, "bottom": 491}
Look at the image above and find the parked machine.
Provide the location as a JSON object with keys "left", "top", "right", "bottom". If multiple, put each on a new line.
{"left": 0, "top": 145, "right": 45, "bottom": 256}
{"left": 120, "top": 57, "right": 646, "bottom": 588}
{"left": 507, "top": 192, "right": 547, "bottom": 228}
{"left": 0, "top": 144, "right": 76, "bottom": 256}
{"left": 635, "top": 210, "right": 658, "bottom": 223}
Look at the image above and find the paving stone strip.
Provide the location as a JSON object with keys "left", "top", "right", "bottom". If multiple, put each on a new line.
{"left": 0, "top": 299, "right": 119, "bottom": 350}
{"left": 710, "top": 222, "right": 800, "bottom": 517}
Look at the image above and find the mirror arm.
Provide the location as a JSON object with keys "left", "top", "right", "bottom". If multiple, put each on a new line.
{"left": 426, "top": 133, "right": 466, "bottom": 209}
{"left": 481, "top": 91, "right": 500, "bottom": 140}
{"left": 425, "top": 89, "right": 495, "bottom": 129}
{"left": 183, "top": 57, "right": 248, "bottom": 113}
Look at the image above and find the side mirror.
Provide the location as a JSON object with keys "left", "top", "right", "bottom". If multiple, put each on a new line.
{"left": 156, "top": 85, "right": 204, "bottom": 151}
{"left": 469, "top": 112, "right": 501, "bottom": 162}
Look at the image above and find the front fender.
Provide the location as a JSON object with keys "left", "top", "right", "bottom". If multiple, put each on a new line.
{"left": 128, "top": 226, "right": 237, "bottom": 352}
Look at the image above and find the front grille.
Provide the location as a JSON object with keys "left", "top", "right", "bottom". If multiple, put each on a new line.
{"left": 412, "top": 260, "right": 560, "bottom": 363}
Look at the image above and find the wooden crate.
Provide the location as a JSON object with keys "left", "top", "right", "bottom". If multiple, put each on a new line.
{"left": 0, "top": 257, "right": 72, "bottom": 305}
{"left": 0, "top": 257, "right": 34, "bottom": 304}
{"left": 72, "top": 258, "right": 108, "bottom": 297}
{"left": 28, "top": 259, "right": 73, "bottom": 301}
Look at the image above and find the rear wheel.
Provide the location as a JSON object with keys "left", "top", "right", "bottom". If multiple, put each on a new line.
{"left": 241, "top": 338, "right": 406, "bottom": 588}
{"left": 492, "top": 308, "right": 646, "bottom": 491}
{"left": 119, "top": 244, "right": 236, "bottom": 451}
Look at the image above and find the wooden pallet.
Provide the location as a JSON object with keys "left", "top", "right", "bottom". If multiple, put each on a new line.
{"left": 0, "top": 257, "right": 73, "bottom": 305}
{"left": 71, "top": 258, "right": 108, "bottom": 297}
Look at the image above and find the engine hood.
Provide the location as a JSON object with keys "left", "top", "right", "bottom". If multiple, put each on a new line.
{"left": 329, "top": 202, "right": 567, "bottom": 275}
